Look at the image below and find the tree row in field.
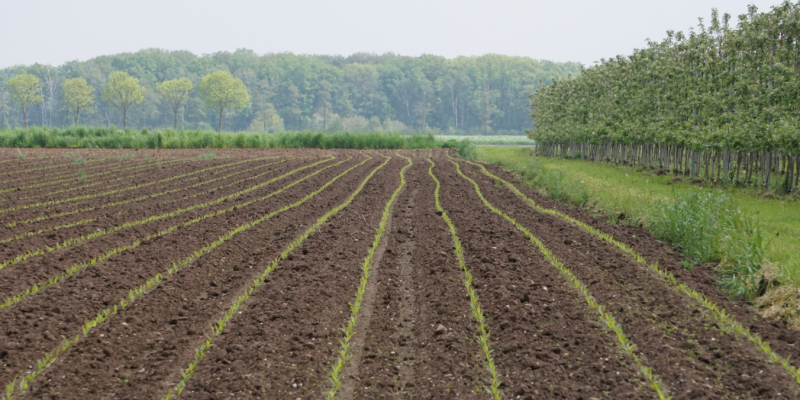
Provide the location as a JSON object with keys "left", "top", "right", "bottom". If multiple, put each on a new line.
{"left": 530, "top": 2, "right": 800, "bottom": 193}
{"left": 0, "top": 51, "right": 579, "bottom": 134}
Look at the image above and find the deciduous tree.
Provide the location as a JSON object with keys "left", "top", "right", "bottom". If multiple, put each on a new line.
{"left": 62, "top": 78, "right": 95, "bottom": 126}
{"left": 157, "top": 77, "right": 193, "bottom": 129}
{"left": 7, "top": 74, "right": 44, "bottom": 128}
{"left": 102, "top": 71, "right": 145, "bottom": 129}
{"left": 200, "top": 71, "right": 249, "bottom": 132}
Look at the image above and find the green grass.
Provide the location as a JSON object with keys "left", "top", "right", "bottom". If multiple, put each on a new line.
{"left": 0, "top": 127, "right": 477, "bottom": 150}
{"left": 477, "top": 147, "right": 800, "bottom": 298}
{"left": 434, "top": 135, "right": 535, "bottom": 146}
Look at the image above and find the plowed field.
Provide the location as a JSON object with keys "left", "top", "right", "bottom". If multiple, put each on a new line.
{"left": 1, "top": 148, "right": 799, "bottom": 400}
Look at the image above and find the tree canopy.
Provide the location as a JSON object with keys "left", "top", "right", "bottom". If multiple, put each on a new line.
{"left": 157, "top": 77, "right": 192, "bottom": 129}
{"left": 6, "top": 73, "right": 44, "bottom": 128}
{"left": 62, "top": 77, "right": 95, "bottom": 126}
{"left": 0, "top": 50, "right": 579, "bottom": 133}
{"left": 200, "top": 71, "right": 249, "bottom": 132}
{"left": 101, "top": 71, "right": 144, "bottom": 129}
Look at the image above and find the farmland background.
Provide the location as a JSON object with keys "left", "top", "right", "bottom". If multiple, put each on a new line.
{"left": 0, "top": 51, "right": 577, "bottom": 135}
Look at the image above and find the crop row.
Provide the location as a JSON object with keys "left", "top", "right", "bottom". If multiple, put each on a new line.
{"left": 162, "top": 154, "right": 388, "bottom": 399}
{"left": 1, "top": 157, "right": 188, "bottom": 202}
{"left": 0, "top": 159, "right": 277, "bottom": 241}
{"left": 451, "top": 157, "right": 669, "bottom": 398}
{"left": 427, "top": 158, "right": 502, "bottom": 399}
{"left": 5, "top": 157, "right": 287, "bottom": 228}
{"left": 0, "top": 154, "right": 379, "bottom": 400}
{"left": 0, "top": 156, "right": 278, "bottom": 215}
{"left": 324, "top": 152, "right": 410, "bottom": 399}
{"left": 464, "top": 159, "right": 800, "bottom": 388}
{"left": 0, "top": 156, "right": 353, "bottom": 309}
{"left": 452, "top": 157, "right": 668, "bottom": 395}
{"left": 0, "top": 156, "right": 159, "bottom": 195}
{"left": 0, "top": 156, "right": 335, "bottom": 274}
{"left": 0, "top": 156, "right": 103, "bottom": 179}
{"left": 1, "top": 157, "right": 283, "bottom": 238}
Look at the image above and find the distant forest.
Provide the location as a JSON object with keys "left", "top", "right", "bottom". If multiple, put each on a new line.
{"left": 0, "top": 50, "right": 580, "bottom": 134}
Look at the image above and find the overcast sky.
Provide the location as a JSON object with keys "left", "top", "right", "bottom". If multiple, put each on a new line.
{"left": 0, "top": 0, "right": 783, "bottom": 69}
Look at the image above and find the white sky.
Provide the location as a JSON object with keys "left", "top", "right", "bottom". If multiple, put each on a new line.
{"left": 0, "top": 0, "right": 782, "bottom": 69}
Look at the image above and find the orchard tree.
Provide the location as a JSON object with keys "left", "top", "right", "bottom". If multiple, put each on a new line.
{"left": 102, "top": 71, "right": 144, "bottom": 129}
{"left": 62, "top": 78, "right": 95, "bottom": 126}
{"left": 7, "top": 74, "right": 44, "bottom": 128}
{"left": 157, "top": 77, "right": 193, "bottom": 129}
{"left": 200, "top": 71, "right": 249, "bottom": 132}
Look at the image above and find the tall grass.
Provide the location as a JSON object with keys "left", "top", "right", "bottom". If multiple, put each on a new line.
{"left": 0, "top": 127, "right": 468, "bottom": 150}
{"left": 493, "top": 156, "right": 589, "bottom": 207}
{"left": 649, "top": 191, "right": 766, "bottom": 299}
{"left": 479, "top": 148, "right": 771, "bottom": 302}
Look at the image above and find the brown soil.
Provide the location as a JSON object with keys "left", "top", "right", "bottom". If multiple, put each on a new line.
{"left": 0, "top": 148, "right": 798, "bottom": 400}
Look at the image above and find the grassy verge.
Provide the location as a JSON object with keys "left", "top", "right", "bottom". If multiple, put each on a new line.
{"left": 476, "top": 147, "right": 800, "bottom": 326}
{"left": 0, "top": 127, "right": 476, "bottom": 150}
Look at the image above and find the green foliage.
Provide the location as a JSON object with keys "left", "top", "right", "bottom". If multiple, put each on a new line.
{"left": 62, "top": 78, "right": 95, "bottom": 126}
{"left": 101, "top": 71, "right": 144, "bottom": 128}
{"left": 0, "top": 50, "right": 578, "bottom": 132}
{"left": 6, "top": 74, "right": 44, "bottom": 128}
{"left": 529, "top": 4, "right": 800, "bottom": 192}
{"left": 0, "top": 127, "right": 475, "bottom": 150}
{"left": 157, "top": 77, "right": 193, "bottom": 129}
{"left": 200, "top": 71, "right": 249, "bottom": 132}
{"left": 456, "top": 139, "right": 477, "bottom": 159}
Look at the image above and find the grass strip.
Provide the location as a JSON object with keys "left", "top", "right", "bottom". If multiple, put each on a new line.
{"left": 0, "top": 155, "right": 377, "bottom": 400}
{"left": 5, "top": 158, "right": 288, "bottom": 229}
{"left": 0, "top": 156, "right": 354, "bottom": 309}
{"left": 324, "top": 152, "right": 410, "bottom": 399}
{"left": 161, "top": 153, "right": 391, "bottom": 399}
{"left": 427, "top": 158, "right": 502, "bottom": 399}
{"left": 0, "top": 156, "right": 334, "bottom": 272}
{"left": 463, "top": 158, "right": 800, "bottom": 388}
{"left": 451, "top": 157, "right": 670, "bottom": 399}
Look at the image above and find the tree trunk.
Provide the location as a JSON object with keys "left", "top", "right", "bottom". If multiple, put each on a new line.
{"left": 23, "top": 108, "right": 28, "bottom": 129}
{"left": 218, "top": 108, "right": 225, "bottom": 132}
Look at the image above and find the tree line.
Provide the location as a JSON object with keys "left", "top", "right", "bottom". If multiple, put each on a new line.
{"left": 0, "top": 51, "right": 579, "bottom": 134}
{"left": 530, "top": 2, "right": 800, "bottom": 193}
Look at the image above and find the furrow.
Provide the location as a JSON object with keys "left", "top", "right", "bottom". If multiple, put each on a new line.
{"left": 427, "top": 158, "right": 502, "bottom": 399}
{"left": 324, "top": 152, "right": 410, "bottom": 399}
{"left": 0, "top": 156, "right": 342, "bottom": 300}
{"left": 462, "top": 158, "right": 800, "bottom": 389}
{"left": 451, "top": 157, "right": 669, "bottom": 399}
{"left": 3, "top": 158, "right": 290, "bottom": 229}
{"left": 0, "top": 155, "right": 376, "bottom": 400}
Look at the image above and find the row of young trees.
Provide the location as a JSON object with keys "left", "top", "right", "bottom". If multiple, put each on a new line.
{"left": 530, "top": 2, "right": 800, "bottom": 193}
{"left": 0, "top": 51, "right": 579, "bottom": 134}
{"left": 6, "top": 70, "right": 248, "bottom": 131}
